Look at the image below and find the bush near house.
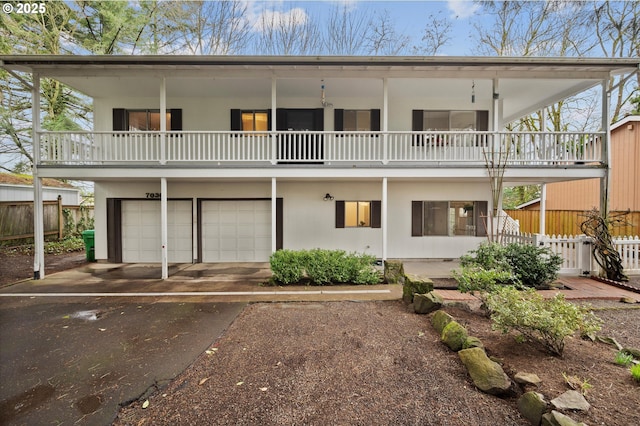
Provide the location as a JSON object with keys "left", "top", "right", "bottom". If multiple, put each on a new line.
{"left": 269, "top": 249, "right": 381, "bottom": 286}
{"left": 460, "top": 242, "right": 562, "bottom": 289}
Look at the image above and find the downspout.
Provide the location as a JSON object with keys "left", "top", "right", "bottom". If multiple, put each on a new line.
{"left": 32, "top": 71, "right": 45, "bottom": 279}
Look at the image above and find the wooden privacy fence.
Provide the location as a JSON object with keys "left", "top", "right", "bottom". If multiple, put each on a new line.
{"left": 503, "top": 232, "right": 640, "bottom": 275}
{"left": 0, "top": 196, "right": 94, "bottom": 243}
{"left": 504, "top": 210, "right": 640, "bottom": 237}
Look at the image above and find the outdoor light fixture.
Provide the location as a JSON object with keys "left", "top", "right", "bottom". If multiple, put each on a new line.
{"left": 323, "top": 193, "right": 334, "bottom": 201}
{"left": 321, "top": 80, "right": 333, "bottom": 108}
{"left": 471, "top": 80, "right": 476, "bottom": 104}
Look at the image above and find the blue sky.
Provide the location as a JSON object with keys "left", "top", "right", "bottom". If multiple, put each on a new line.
{"left": 244, "top": 0, "right": 486, "bottom": 55}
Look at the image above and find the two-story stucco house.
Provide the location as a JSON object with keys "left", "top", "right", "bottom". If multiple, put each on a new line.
{"left": 1, "top": 55, "right": 638, "bottom": 279}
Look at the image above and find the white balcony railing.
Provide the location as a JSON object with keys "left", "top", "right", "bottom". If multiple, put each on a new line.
{"left": 39, "top": 131, "right": 603, "bottom": 166}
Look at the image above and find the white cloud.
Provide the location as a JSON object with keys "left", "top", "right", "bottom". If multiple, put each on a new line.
{"left": 242, "top": 1, "right": 310, "bottom": 33}
{"left": 447, "top": 0, "right": 481, "bottom": 19}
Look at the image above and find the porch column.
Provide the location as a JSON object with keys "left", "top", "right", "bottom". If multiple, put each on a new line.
{"left": 382, "top": 177, "right": 388, "bottom": 261}
{"left": 271, "top": 78, "right": 277, "bottom": 164}
{"left": 539, "top": 183, "right": 547, "bottom": 236}
{"left": 271, "top": 177, "right": 277, "bottom": 253}
{"left": 382, "top": 78, "right": 388, "bottom": 164}
{"left": 32, "top": 72, "right": 45, "bottom": 279}
{"left": 160, "top": 77, "right": 167, "bottom": 165}
{"left": 600, "top": 79, "right": 611, "bottom": 217}
{"left": 160, "top": 178, "right": 168, "bottom": 279}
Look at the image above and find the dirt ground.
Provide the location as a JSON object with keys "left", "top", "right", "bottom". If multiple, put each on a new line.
{"left": 114, "top": 299, "right": 640, "bottom": 426}
{"left": 0, "top": 250, "right": 87, "bottom": 286}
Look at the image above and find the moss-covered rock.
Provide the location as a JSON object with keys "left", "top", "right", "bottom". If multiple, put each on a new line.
{"left": 458, "top": 347, "right": 512, "bottom": 396}
{"left": 517, "top": 391, "right": 547, "bottom": 426}
{"left": 384, "top": 260, "right": 405, "bottom": 284}
{"left": 462, "top": 336, "right": 484, "bottom": 350}
{"left": 413, "top": 291, "right": 443, "bottom": 314}
{"left": 441, "top": 320, "right": 468, "bottom": 352}
{"left": 403, "top": 273, "right": 434, "bottom": 303}
{"left": 431, "top": 310, "right": 454, "bottom": 335}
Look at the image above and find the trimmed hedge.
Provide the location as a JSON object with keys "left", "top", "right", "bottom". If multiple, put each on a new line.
{"left": 269, "top": 249, "right": 381, "bottom": 285}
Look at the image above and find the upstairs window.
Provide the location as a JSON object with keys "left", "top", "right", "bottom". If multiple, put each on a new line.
{"left": 241, "top": 111, "right": 269, "bottom": 131}
{"left": 113, "top": 108, "right": 182, "bottom": 131}
{"left": 412, "top": 110, "right": 488, "bottom": 132}
{"left": 334, "top": 109, "right": 380, "bottom": 131}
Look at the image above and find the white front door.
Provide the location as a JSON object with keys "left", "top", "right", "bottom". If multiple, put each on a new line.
{"left": 201, "top": 200, "right": 271, "bottom": 262}
{"left": 121, "top": 200, "right": 193, "bottom": 263}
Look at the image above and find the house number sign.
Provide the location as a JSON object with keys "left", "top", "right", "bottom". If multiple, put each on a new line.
{"left": 146, "top": 193, "right": 161, "bottom": 199}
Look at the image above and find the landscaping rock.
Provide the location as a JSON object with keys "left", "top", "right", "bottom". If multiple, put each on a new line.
{"left": 403, "top": 273, "right": 434, "bottom": 303}
{"left": 541, "top": 410, "right": 587, "bottom": 426}
{"left": 620, "top": 297, "right": 637, "bottom": 304}
{"left": 462, "top": 336, "right": 484, "bottom": 349}
{"left": 413, "top": 291, "right": 443, "bottom": 314}
{"left": 517, "top": 391, "right": 547, "bottom": 426}
{"left": 458, "top": 347, "right": 512, "bottom": 396}
{"left": 550, "top": 390, "right": 590, "bottom": 412}
{"left": 384, "top": 260, "right": 405, "bottom": 285}
{"left": 514, "top": 372, "right": 542, "bottom": 387}
{"left": 441, "top": 321, "right": 468, "bottom": 352}
{"left": 431, "top": 310, "right": 454, "bottom": 335}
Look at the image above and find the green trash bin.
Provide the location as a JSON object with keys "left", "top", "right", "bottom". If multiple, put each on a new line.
{"left": 81, "top": 230, "right": 95, "bottom": 262}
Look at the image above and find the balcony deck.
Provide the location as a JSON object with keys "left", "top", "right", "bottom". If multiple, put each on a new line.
{"left": 39, "top": 131, "right": 603, "bottom": 168}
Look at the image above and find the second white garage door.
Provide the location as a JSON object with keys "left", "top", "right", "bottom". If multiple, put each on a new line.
{"left": 201, "top": 200, "right": 271, "bottom": 262}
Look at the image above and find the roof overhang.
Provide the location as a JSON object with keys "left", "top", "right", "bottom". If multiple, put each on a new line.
{"left": 2, "top": 55, "right": 638, "bottom": 123}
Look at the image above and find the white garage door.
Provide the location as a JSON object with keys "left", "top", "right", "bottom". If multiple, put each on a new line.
{"left": 201, "top": 200, "right": 271, "bottom": 262}
{"left": 122, "top": 200, "right": 193, "bottom": 263}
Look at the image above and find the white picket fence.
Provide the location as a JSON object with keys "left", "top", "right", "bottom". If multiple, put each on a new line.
{"left": 502, "top": 233, "right": 640, "bottom": 276}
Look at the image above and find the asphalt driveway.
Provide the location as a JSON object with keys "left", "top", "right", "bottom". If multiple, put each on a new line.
{"left": 0, "top": 296, "right": 244, "bottom": 425}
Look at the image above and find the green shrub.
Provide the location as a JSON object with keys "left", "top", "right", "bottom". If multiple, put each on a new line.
{"left": 460, "top": 242, "right": 510, "bottom": 271}
{"left": 269, "top": 249, "right": 380, "bottom": 286}
{"left": 503, "top": 243, "right": 563, "bottom": 289}
{"left": 631, "top": 363, "right": 640, "bottom": 383}
{"left": 484, "top": 286, "right": 602, "bottom": 356}
{"left": 615, "top": 351, "right": 634, "bottom": 366}
{"left": 460, "top": 242, "right": 562, "bottom": 289}
{"left": 454, "top": 266, "right": 519, "bottom": 294}
{"left": 269, "top": 250, "right": 305, "bottom": 284}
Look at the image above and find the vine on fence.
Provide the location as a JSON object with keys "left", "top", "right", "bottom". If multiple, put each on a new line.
{"left": 580, "top": 209, "right": 630, "bottom": 282}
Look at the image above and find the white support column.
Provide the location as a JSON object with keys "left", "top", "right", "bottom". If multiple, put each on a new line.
{"left": 32, "top": 72, "right": 45, "bottom": 279}
{"left": 382, "top": 78, "right": 389, "bottom": 164}
{"left": 271, "top": 177, "right": 277, "bottom": 253}
{"left": 539, "top": 183, "right": 547, "bottom": 236}
{"left": 271, "top": 78, "right": 277, "bottom": 164}
{"left": 160, "top": 77, "right": 167, "bottom": 165}
{"left": 600, "top": 79, "right": 611, "bottom": 217}
{"left": 160, "top": 177, "right": 168, "bottom": 279}
{"left": 382, "top": 177, "right": 388, "bottom": 261}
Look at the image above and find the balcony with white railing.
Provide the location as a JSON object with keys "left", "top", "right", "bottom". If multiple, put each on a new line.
{"left": 38, "top": 131, "right": 603, "bottom": 167}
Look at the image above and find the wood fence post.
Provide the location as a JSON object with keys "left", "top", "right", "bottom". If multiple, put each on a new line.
{"left": 57, "top": 195, "right": 63, "bottom": 240}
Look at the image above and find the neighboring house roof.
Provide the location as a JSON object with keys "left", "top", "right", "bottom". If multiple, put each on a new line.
{"left": 0, "top": 173, "right": 75, "bottom": 189}
{"left": 515, "top": 198, "right": 541, "bottom": 210}
{"left": 611, "top": 115, "right": 640, "bottom": 131}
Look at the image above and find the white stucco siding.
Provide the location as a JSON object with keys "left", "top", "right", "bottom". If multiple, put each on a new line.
{"left": 93, "top": 92, "right": 492, "bottom": 133}
{"left": 278, "top": 181, "right": 383, "bottom": 256}
{"left": 93, "top": 179, "right": 490, "bottom": 262}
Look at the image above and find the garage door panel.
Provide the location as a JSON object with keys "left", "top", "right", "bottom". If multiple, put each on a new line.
{"left": 122, "top": 200, "right": 193, "bottom": 263}
{"left": 201, "top": 200, "right": 271, "bottom": 262}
